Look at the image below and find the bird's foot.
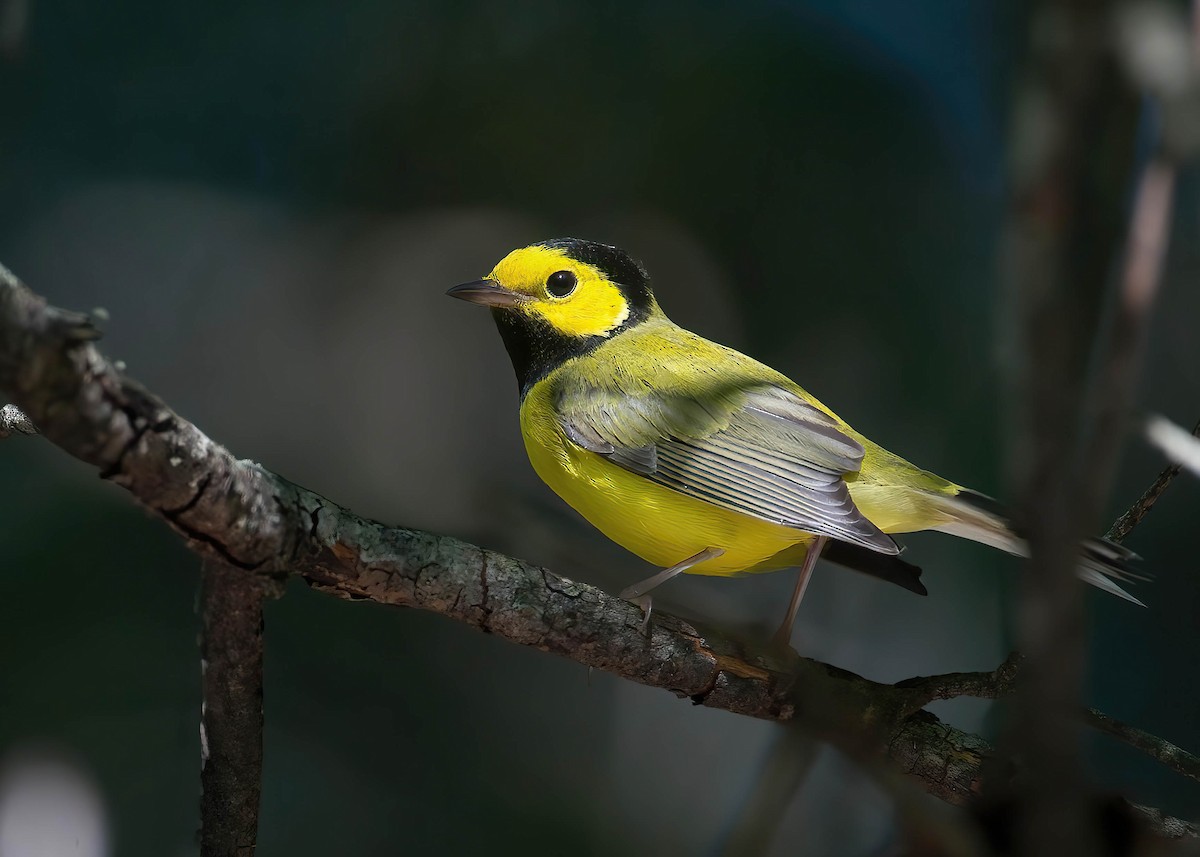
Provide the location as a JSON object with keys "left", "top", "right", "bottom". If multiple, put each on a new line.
{"left": 769, "top": 624, "right": 799, "bottom": 655}
{"left": 619, "top": 587, "right": 653, "bottom": 635}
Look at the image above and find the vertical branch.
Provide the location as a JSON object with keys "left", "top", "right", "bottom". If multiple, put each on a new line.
{"left": 1080, "top": 158, "right": 1175, "bottom": 513}
{"left": 1091, "top": 0, "right": 1200, "bottom": 526}
{"left": 1003, "top": 2, "right": 1141, "bottom": 856}
{"left": 719, "top": 728, "right": 819, "bottom": 857}
{"left": 200, "top": 561, "right": 267, "bottom": 857}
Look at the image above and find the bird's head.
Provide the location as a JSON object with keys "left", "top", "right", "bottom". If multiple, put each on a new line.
{"left": 448, "top": 238, "right": 660, "bottom": 393}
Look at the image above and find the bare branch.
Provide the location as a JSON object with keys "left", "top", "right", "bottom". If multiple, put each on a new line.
{"left": 896, "top": 654, "right": 1200, "bottom": 792}
{"left": 893, "top": 618, "right": 1200, "bottom": 796}
{"left": 894, "top": 652, "right": 1024, "bottom": 708}
{"left": 1084, "top": 709, "right": 1200, "bottom": 786}
{"left": 1108, "top": 418, "right": 1200, "bottom": 542}
{"left": 0, "top": 261, "right": 972, "bottom": 780}
{"left": 0, "top": 265, "right": 1194, "bottom": 841}
{"left": 199, "top": 561, "right": 268, "bottom": 857}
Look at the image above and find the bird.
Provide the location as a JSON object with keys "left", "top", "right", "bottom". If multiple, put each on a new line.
{"left": 447, "top": 238, "right": 1143, "bottom": 642}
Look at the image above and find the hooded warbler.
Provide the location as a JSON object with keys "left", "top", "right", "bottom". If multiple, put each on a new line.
{"left": 448, "top": 238, "right": 1143, "bottom": 641}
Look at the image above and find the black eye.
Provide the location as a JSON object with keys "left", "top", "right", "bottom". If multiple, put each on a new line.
{"left": 546, "top": 270, "right": 577, "bottom": 298}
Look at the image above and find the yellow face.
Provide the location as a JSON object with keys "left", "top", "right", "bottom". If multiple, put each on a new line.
{"left": 487, "top": 245, "right": 631, "bottom": 338}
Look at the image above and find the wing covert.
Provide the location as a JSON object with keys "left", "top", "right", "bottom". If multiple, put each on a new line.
{"left": 557, "top": 383, "right": 899, "bottom": 555}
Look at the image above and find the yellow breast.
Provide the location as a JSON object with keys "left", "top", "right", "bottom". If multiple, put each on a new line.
{"left": 519, "top": 382, "right": 813, "bottom": 576}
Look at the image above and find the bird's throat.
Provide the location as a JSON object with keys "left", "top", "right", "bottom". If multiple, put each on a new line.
{"left": 492, "top": 308, "right": 606, "bottom": 399}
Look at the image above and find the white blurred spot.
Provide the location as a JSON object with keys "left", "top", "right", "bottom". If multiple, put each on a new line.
{"left": 0, "top": 748, "right": 109, "bottom": 857}
{"left": 0, "top": 0, "right": 28, "bottom": 59}
{"left": 1115, "top": 2, "right": 1194, "bottom": 98}
{"left": 1146, "top": 414, "right": 1200, "bottom": 476}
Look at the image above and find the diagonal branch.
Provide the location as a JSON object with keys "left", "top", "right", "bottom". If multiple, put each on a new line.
{"left": 1085, "top": 709, "right": 1200, "bottom": 786}
{"left": 1107, "top": 418, "right": 1200, "bottom": 543}
{"left": 0, "top": 265, "right": 1196, "bottom": 841}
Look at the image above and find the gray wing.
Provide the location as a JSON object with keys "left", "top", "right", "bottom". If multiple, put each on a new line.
{"left": 558, "top": 384, "right": 899, "bottom": 555}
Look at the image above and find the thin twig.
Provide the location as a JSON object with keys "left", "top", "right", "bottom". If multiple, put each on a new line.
{"left": 1107, "top": 418, "right": 1200, "bottom": 543}
{"left": 200, "top": 560, "right": 267, "bottom": 857}
{"left": 1083, "top": 709, "right": 1200, "bottom": 785}
{"left": 893, "top": 652, "right": 1200, "bottom": 793}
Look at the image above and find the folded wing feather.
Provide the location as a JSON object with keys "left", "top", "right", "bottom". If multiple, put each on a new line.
{"left": 557, "top": 383, "right": 899, "bottom": 555}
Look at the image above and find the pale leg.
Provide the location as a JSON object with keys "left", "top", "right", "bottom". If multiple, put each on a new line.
{"left": 773, "top": 536, "right": 828, "bottom": 646}
{"left": 620, "top": 546, "right": 725, "bottom": 633}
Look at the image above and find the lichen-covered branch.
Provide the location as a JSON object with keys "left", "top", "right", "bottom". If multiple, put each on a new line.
{"left": 0, "top": 265, "right": 1195, "bottom": 841}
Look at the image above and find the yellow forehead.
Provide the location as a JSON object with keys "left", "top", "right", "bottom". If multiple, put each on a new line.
{"left": 488, "top": 246, "right": 599, "bottom": 294}
{"left": 488, "top": 245, "right": 629, "bottom": 338}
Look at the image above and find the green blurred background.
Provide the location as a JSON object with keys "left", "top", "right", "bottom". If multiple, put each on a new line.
{"left": 1, "top": 1, "right": 1198, "bottom": 854}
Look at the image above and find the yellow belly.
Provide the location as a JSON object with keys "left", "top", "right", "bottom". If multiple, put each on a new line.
{"left": 521, "top": 399, "right": 813, "bottom": 576}
{"left": 517, "top": 387, "right": 963, "bottom": 577}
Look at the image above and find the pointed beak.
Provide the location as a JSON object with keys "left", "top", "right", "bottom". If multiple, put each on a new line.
{"left": 446, "top": 279, "right": 529, "bottom": 308}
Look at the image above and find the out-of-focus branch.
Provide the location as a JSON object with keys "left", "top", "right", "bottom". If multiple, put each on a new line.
{"left": 1004, "top": 3, "right": 1144, "bottom": 854}
{"left": 199, "top": 560, "right": 268, "bottom": 857}
{"left": 998, "top": 1, "right": 1200, "bottom": 853}
{"left": 718, "top": 728, "right": 820, "bottom": 857}
{"left": 1146, "top": 414, "right": 1200, "bottom": 477}
{"left": 1080, "top": 158, "right": 1176, "bottom": 511}
{"left": 0, "top": 266, "right": 1195, "bottom": 841}
{"left": 904, "top": 652, "right": 1200, "bottom": 788}
{"left": 0, "top": 0, "right": 29, "bottom": 62}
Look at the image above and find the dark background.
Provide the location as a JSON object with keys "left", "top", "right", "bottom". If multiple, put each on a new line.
{"left": 1, "top": 2, "right": 1198, "bottom": 855}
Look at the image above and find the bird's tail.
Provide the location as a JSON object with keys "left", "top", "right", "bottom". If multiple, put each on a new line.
{"left": 926, "top": 489, "right": 1147, "bottom": 606}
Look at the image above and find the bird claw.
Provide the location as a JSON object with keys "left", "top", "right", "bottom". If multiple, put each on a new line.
{"left": 770, "top": 625, "right": 799, "bottom": 654}
{"left": 619, "top": 589, "right": 653, "bottom": 635}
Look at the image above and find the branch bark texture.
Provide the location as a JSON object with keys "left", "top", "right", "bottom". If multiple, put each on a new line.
{"left": 200, "top": 560, "right": 267, "bottom": 857}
